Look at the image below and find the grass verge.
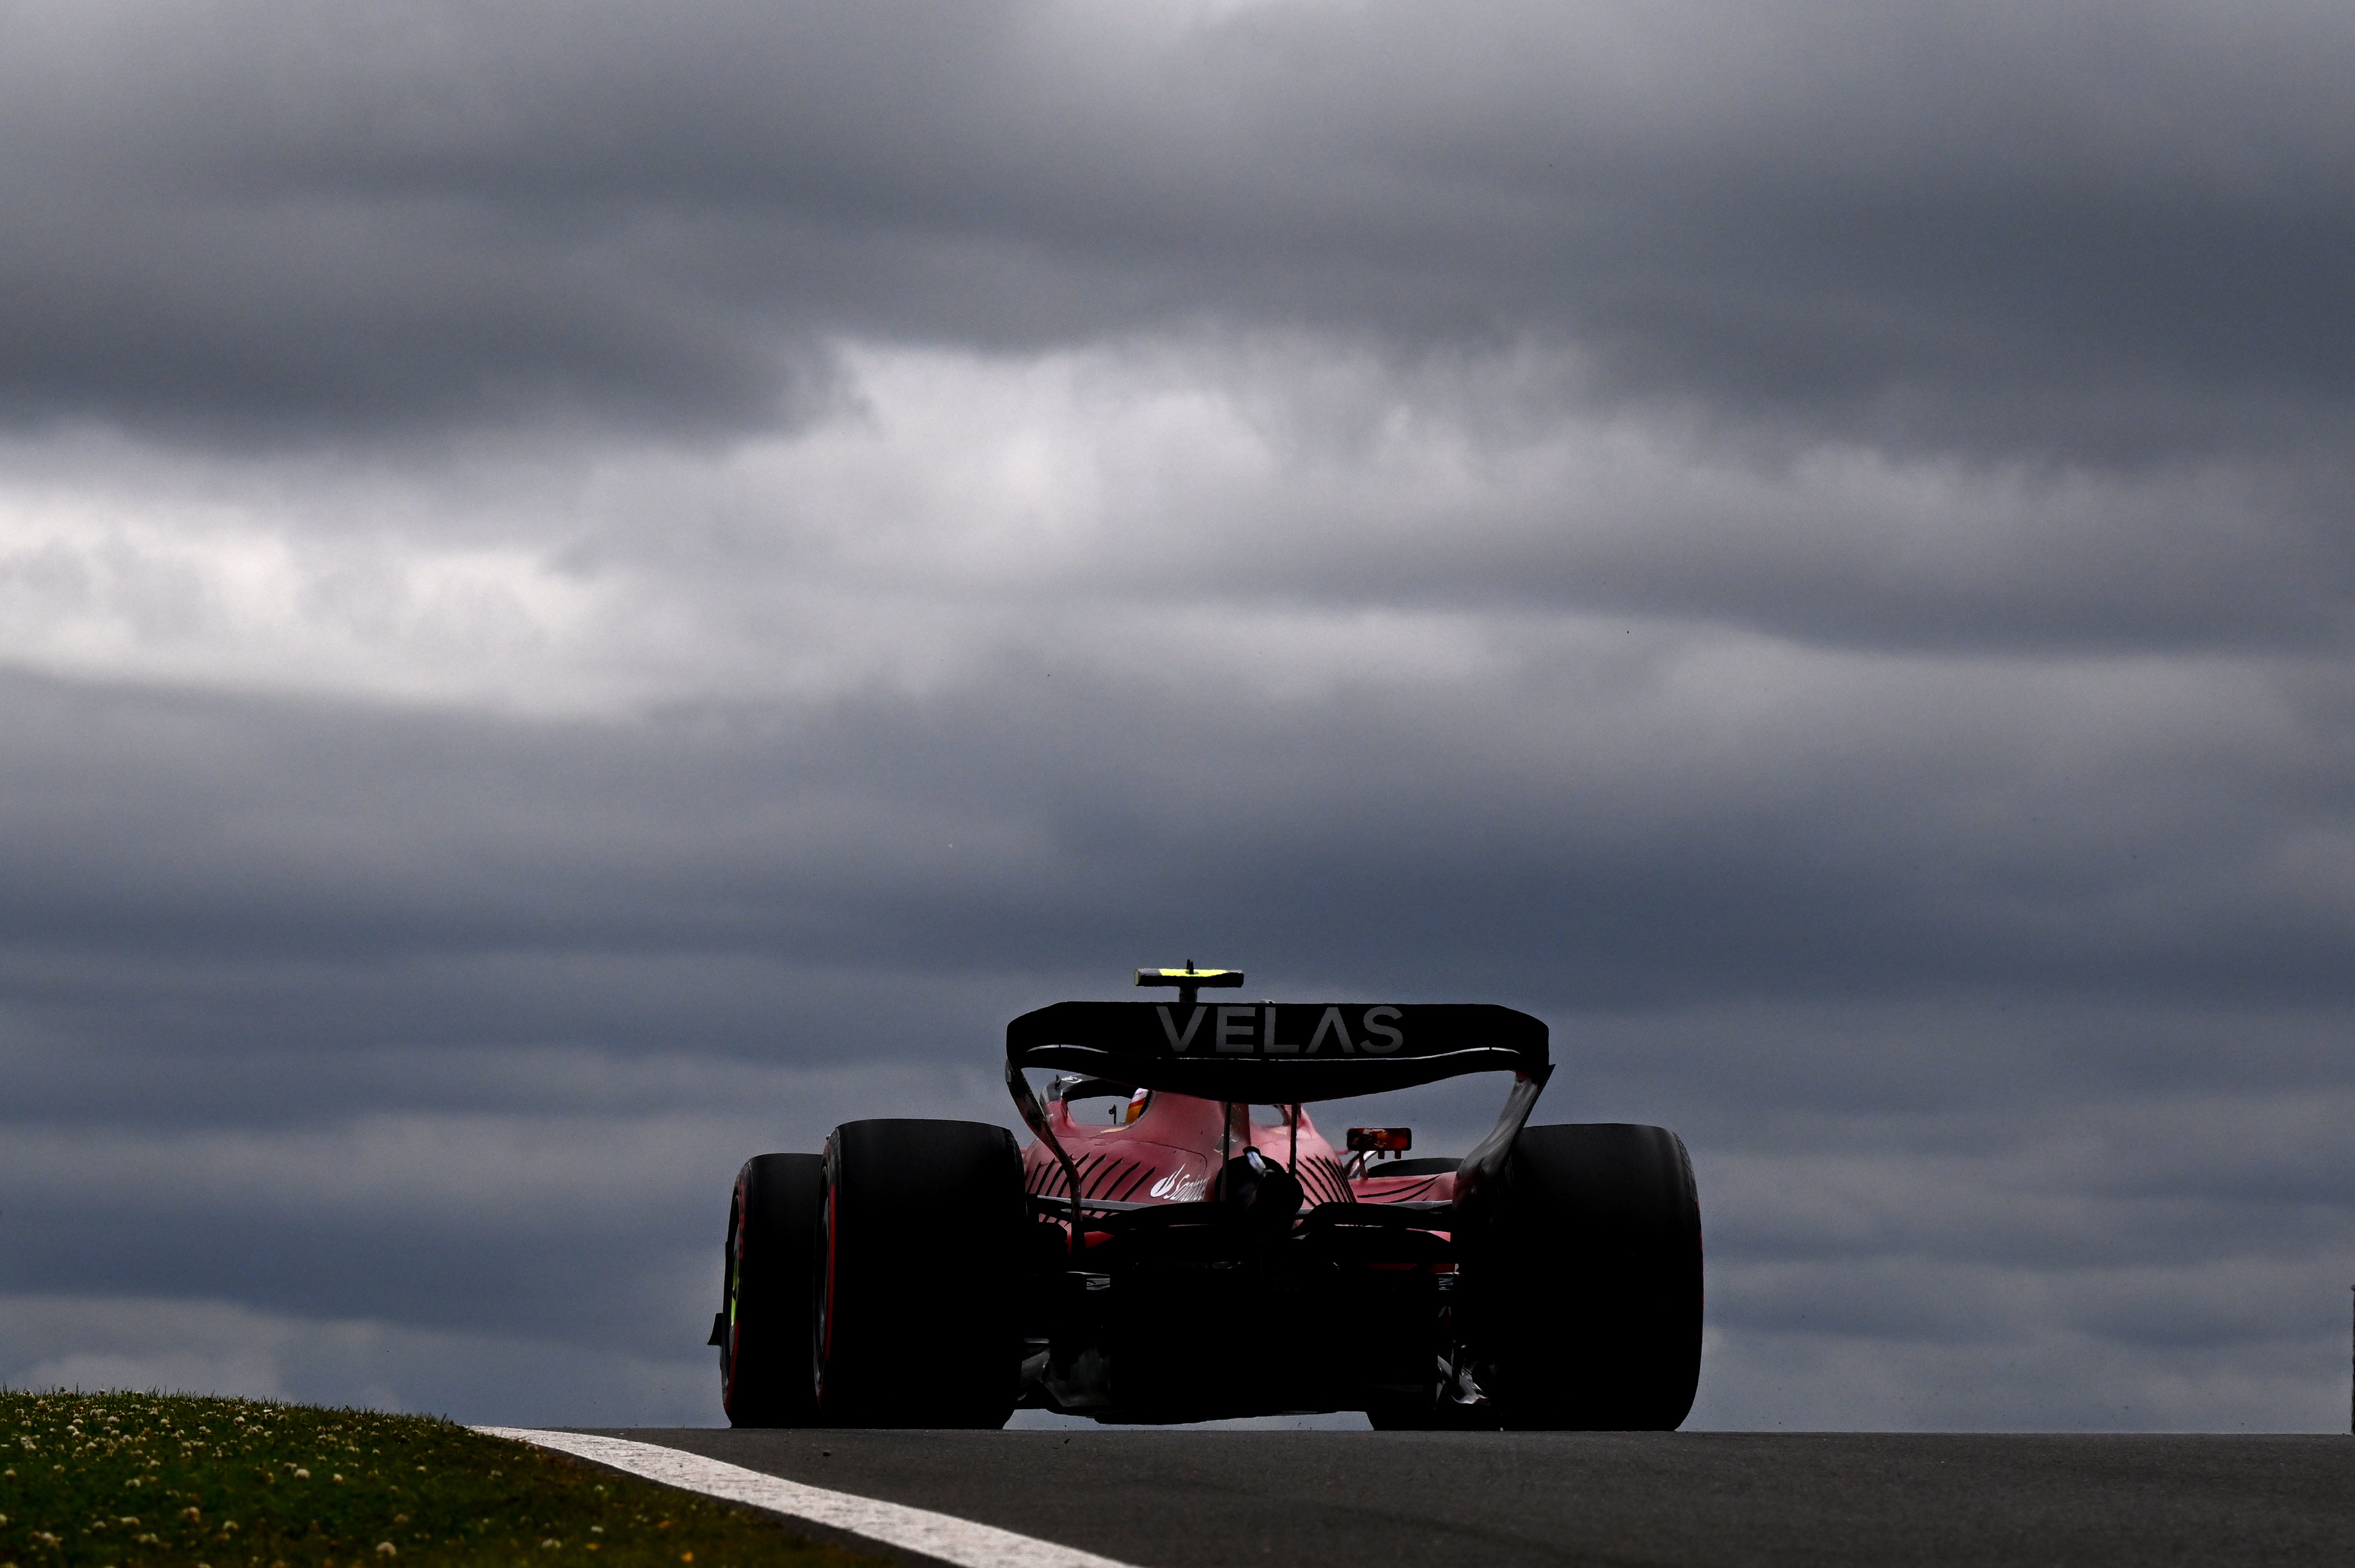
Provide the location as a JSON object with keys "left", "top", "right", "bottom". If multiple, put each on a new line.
{"left": 0, "top": 1391, "right": 889, "bottom": 1568}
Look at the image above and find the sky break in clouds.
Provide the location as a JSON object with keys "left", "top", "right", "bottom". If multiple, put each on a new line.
{"left": 2, "top": 0, "right": 2353, "bottom": 1430}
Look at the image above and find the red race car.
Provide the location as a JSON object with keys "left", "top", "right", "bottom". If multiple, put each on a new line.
{"left": 712, "top": 966, "right": 1702, "bottom": 1430}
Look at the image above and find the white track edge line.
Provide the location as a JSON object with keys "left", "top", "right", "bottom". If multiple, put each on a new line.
{"left": 473, "top": 1428, "right": 1141, "bottom": 1568}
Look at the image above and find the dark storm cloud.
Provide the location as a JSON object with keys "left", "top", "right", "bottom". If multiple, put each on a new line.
{"left": 1, "top": 641, "right": 2347, "bottom": 1046}
{"left": 1093, "top": 424, "right": 2355, "bottom": 653}
{"left": 4, "top": 1, "right": 2352, "bottom": 452}
{"left": 1, "top": 635, "right": 2341, "bottom": 1090}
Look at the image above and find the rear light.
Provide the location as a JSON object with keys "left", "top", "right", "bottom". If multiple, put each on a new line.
{"left": 1346, "top": 1127, "right": 1412, "bottom": 1152}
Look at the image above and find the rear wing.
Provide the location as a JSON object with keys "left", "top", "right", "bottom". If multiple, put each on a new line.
{"left": 1004, "top": 1000, "right": 1546, "bottom": 1102}
{"left": 1005, "top": 997, "right": 1552, "bottom": 1250}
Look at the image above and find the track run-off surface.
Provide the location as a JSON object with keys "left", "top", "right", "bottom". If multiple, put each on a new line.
{"left": 550, "top": 1428, "right": 2355, "bottom": 1567}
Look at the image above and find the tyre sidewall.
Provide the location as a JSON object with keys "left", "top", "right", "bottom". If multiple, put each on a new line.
{"left": 1472, "top": 1122, "right": 1702, "bottom": 1431}
{"left": 816, "top": 1118, "right": 1026, "bottom": 1428}
{"left": 722, "top": 1151, "right": 824, "bottom": 1427}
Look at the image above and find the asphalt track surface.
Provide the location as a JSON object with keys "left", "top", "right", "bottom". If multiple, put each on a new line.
{"left": 572, "top": 1428, "right": 2355, "bottom": 1566}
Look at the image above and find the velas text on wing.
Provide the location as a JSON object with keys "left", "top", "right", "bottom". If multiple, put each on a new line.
{"left": 1155, "top": 1004, "right": 1406, "bottom": 1056}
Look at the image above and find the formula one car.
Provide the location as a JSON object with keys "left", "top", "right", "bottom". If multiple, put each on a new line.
{"left": 711, "top": 966, "right": 1701, "bottom": 1430}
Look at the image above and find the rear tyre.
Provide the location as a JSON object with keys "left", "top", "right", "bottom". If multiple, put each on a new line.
{"left": 815, "top": 1118, "right": 1027, "bottom": 1428}
{"left": 1476, "top": 1123, "right": 1701, "bottom": 1431}
{"left": 720, "top": 1152, "right": 823, "bottom": 1427}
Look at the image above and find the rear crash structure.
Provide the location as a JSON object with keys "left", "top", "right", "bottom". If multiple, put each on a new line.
{"left": 714, "top": 971, "right": 1702, "bottom": 1430}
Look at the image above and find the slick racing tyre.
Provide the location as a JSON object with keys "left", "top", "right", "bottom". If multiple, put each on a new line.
{"left": 815, "top": 1118, "right": 1027, "bottom": 1428}
{"left": 720, "top": 1152, "right": 824, "bottom": 1427}
{"left": 1477, "top": 1122, "right": 1702, "bottom": 1431}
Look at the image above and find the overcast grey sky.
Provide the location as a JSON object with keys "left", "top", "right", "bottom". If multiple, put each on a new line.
{"left": 4, "top": 0, "right": 2353, "bottom": 1429}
